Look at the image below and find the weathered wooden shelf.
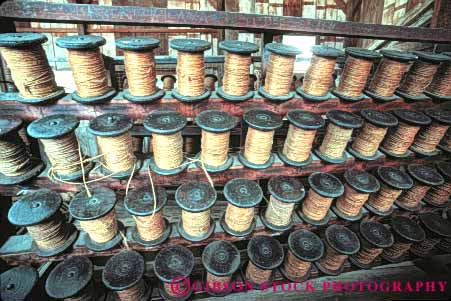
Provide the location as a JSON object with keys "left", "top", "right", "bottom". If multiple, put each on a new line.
{"left": 0, "top": 92, "right": 436, "bottom": 121}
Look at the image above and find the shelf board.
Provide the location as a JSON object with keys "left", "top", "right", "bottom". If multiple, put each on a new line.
{"left": 0, "top": 91, "right": 435, "bottom": 121}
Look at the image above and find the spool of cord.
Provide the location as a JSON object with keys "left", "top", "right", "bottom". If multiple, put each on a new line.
{"left": 102, "top": 251, "right": 151, "bottom": 301}
{"left": 56, "top": 35, "right": 116, "bottom": 104}
{"left": 259, "top": 43, "right": 301, "bottom": 102}
{"left": 154, "top": 245, "right": 195, "bottom": 300}
{"left": 411, "top": 213, "right": 451, "bottom": 257}
{"left": 202, "top": 240, "right": 240, "bottom": 297}
{"left": 262, "top": 176, "right": 305, "bottom": 231}
{"left": 1, "top": 266, "right": 38, "bottom": 301}
{"left": 382, "top": 216, "right": 425, "bottom": 263}
{"left": 350, "top": 221, "right": 394, "bottom": 269}
{"left": 46, "top": 256, "right": 101, "bottom": 301}
{"left": 88, "top": 113, "right": 137, "bottom": 178}
{"left": 315, "top": 110, "right": 363, "bottom": 164}
{"left": 124, "top": 186, "right": 171, "bottom": 246}
{"left": 332, "top": 170, "right": 380, "bottom": 221}
{"left": 143, "top": 110, "right": 188, "bottom": 176}
{"left": 116, "top": 37, "right": 164, "bottom": 103}
{"left": 69, "top": 187, "right": 123, "bottom": 251}
{"left": 217, "top": 40, "right": 259, "bottom": 102}
{"left": 423, "top": 162, "right": 451, "bottom": 207}
{"left": 365, "top": 50, "right": 417, "bottom": 102}
{"left": 299, "top": 172, "right": 344, "bottom": 226}
{"left": 411, "top": 108, "right": 451, "bottom": 156}
{"left": 315, "top": 225, "right": 360, "bottom": 276}
{"left": 0, "top": 117, "right": 44, "bottom": 185}
{"left": 161, "top": 75, "right": 176, "bottom": 91}
{"left": 439, "top": 128, "right": 451, "bottom": 153}
{"left": 195, "top": 110, "right": 237, "bottom": 172}
{"left": 27, "top": 114, "right": 92, "bottom": 181}
{"left": 425, "top": 52, "right": 451, "bottom": 100}
{"left": 220, "top": 178, "right": 263, "bottom": 237}
{"left": 396, "top": 51, "right": 450, "bottom": 101}
{"left": 170, "top": 38, "right": 212, "bottom": 103}
{"left": 0, "top": 33, "right": 65, "bottom": 104}
{"left": 7, "top": 189, "right": 78, "bottom": 257}
{"left": 238, "top": 109, "right": 283, "bottom": 169}
{"left": 280, "top": 229, "right": 324, "bottom": 282}
{"left": 175, "top": 181, "right": 217, "bottom": 241}
{"left": 348, "top": 109, "right": 398, "bottom": 161}
{"left": 365, "top": 166, "right": 413, "bottom": 216}
{"left": 279, "top": 110, "right": 324, "bottom": 167}
{"left": 298, "top": 45, "right": 343, "bottom": 102}
{"left": 332, "top": 47, "right": 381, "bottom": 102}
{"left": 245, "top": 235, "right": 284, "bottom": 290}
{"left": 380, "top": 109, "right": 431, "bottom": 158}
{"left": 205, "top": 74, "right": 218, "bottom": 91}
{"left": 395, "top": 164, "right": 444, "bottom": 212}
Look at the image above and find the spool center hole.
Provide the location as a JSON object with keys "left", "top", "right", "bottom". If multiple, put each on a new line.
{"left": 6, "top": 283, "right": 15, "bottom": 290}
{"left": 32, "top": 202, "right": 41, "bottom": 208}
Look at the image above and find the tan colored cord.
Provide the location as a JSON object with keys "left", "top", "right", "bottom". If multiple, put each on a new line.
{"left": 181, "top": 209, "right": 211, "bottom": 237}
{"left": 336, "top": 184, "right": 370, "bottom": 217}
{"left": 245, "top": 261, "right": 272, "bottom": 285}
{"left": 133, "top": 210, "right": 165, "bottom": 242}
{"left": 79, "top": 209, "right": 118, "bottom": 244}
{"left": 397, "top": 185, "right": 430, "bottom": 209}
{"left": 318, "top": 123, "right": 353, "bottom": 159}
{"left": 223, "top": 52, "right": 252, "bottom": 96}
{"left": 27, "top": 212, "right": 67, "bottom": 250}
{"left": 398, "top": 60, "right": 440, "bottom": 96}
{"left": 201, "top": 130, "right": 229, "bottom": 167}
{"left": 164, "top": 281, "right": 188, "bottom": 297}
{"left": 206, "top": 273, "right": 232, "bottom": 292}
{"left": 303, "top": 55, "right": 336, "bottom": 96}
{"left": 123, "top": 49, "right": 157, "bottom": 96}
{"left": 411, "top": 238, "right": 440, "bottom": 255}
{"left": 152, "top": 132, "right": 184, "bottom": 170}
{"left": 0, "top": 132, "right": 33, "bottom": 176}
{"left": 301, "top": 190, "right": 334, "bottom": 221}
{"left": 351, "top": 122, "right": 388, "bottom": 157}
{"left": 383, "top": 241, "right": 412, "bottom": 259}
{"left": 244, "top": 127, "right": 274, "bottom": 164}
{"left": 367, "top": 58, "right": 411, "bottom": 97}
{"left": 97, "top": 133, "right": 135, "bottom": 173}
{"left": 412, "top": 123, "right": 449, "bottom": 153}
{"left": 382, "top": 122, "right": 420, "bottom": 155}
{"left": 264, "top": 195, "right": 295, "bottom": 227}
{"left": 319, "top": 244, "right": 347, "bottom": 271}
{"left": 426, "top": 60, "right": 451, "bottom": 97}
{"left": 282, "top": 125, "right": 316, "bottom": 162}
{"left": 282, "top": 250, "right": 312, "bottom": 280}
{"left": 337, "top": 55, "right": 373, "bottom": 97}
{"left": 116, "top": 279, "right": 146, "bottom": 301}
{"left": 423, "top": 182, "right": 451, "bottom": 206}
{"left": 264, "top": 53, "right": 295, "bottom": 96}
{"left": 353, "top": 245, "right": 382, "bottom": 265}
{"left": 177, "top": 51, "right": 205, "bottom": 97}
{"left": 367, "top": 183, "right": 402, "bottom": 212}
{"left": 224, "top": 203, "right": 254, "bottom": 232}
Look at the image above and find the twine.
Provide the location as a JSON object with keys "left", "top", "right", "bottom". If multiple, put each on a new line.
{"left": 411, "top": 238, "right": 440, "bottom": 255}
{"left": 337, "top": 55, "right": 373, "bottom": 97}
{"left": 318, "top": 123, "right": 353, "bottom": 159}
{"left": 301, "top": 190, "right": 333, "bottom": 221}
{"left": 201, "top": 130, "right": 229, "bottom": 167}
{"left": 245, "top": 261, "right": 272, "bottom": 285}
{"left": 181, "top": 209, "right": 211, "bottom": 237}
{"left": 0, "top": 132, "right": 33, "bottom": 176}
{"left": 398, "top": 60, "right": 440, "bottom": 96}
{"left": 264, "top": 195, "right": 295, "bottom": 227}
{"left": 133, "top": 210, "right": 165, "bottom": 242}
{"left": 97, "top": 133, "right": 135, "bottom": 173}
{"left": 303, "top": 55, "right": 336, "bottom": 96}
{"left": 0, "top": 45, "right": 58, "bottom": 98}
{"left": 383, "top": 241, "right": 412, "bottom": 259}
{"left": 177, "top": 51, "right": 205, "bottom": 97}
{"left": 367, "top": 58, "right": 411, "bottom": 97}
{"left": 351, "top": 122, "right": 388, "bottom": 157}
{"left": 116, "top": 279, "right": 147, "bottom": 301}
{"left": 244, "top": 127, "right": 274, "bottom": 164}
{"left": 367, "top": 183, "right": 402, "bottom": 212}
{"left": 412, "top": 123, "right": 449, "bottom": 153}
{"left": 336, "top": 184, "right": 369, "bottom": 217}
{"left": 152, "top": 132, "right": 184, "bottom": 170}
{"left": 224, "top": 203, "right": 254, "bottom": 232}
{"left": 206, "top": 273, "right": 232, "bottom": 292}
{"left": 123, "top": 49, "right": 157, "bottom": 96}
{"left": 423, "top": 182, "right": 451, "bottom": 206}
{"left": 164, "top": 281, "right": 188, "bottom": 297}
{"left": 283, "top": 250, "right": 311, "bottom": 281}
{"left": 282, "top": 125, "right": 316, "bottom": 162}
{"left": 162, "top": 76, "right": 175, "bottom": 91}
{"left": 264, "top": 53, "right": 295, "bottom": 96}
{"left": 79, "top": 209, "right": 118, "bottom": 244}
{"left": 426, "top": 59, "right": 451, "bottom": 96}
{"left": 319, "top": 244, "right": 347, "bottom": 271}
{"left": 382, "top": 122, "right": 420, "bottom": 155}
{"left": 27, "top": 212, "right": 67, "bottom": 251}
{"left": 223, "top": 52, "right": 252, "bottom": 96}
{"left": 353, "top": 245, "right": 382, "bottom": 265}
{"left": 67, "top": 48, "right": 110, "bottom": 98}
{"left": 397, "top": 184, "right": 430, "bottom": 209}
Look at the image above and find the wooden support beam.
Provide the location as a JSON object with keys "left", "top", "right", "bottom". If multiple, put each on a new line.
{"left": 335, "top": 0, "right": 348, "bottom": 13}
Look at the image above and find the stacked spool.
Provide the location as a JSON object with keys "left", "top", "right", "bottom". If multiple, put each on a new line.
{"left": 396, "top": 51, "right": 449, "bottom": 101}
{"left": 297, "top": 46, "right": 343, "bottom": 102}
{"left": 365, "top": 166, "right": 413, "bottom": 216}
{"left": 170, "top": 39, "right": 212, "bottom": 103}
{"left": 382, "top": 216, "right": 425, "bottom": 263}
{"left": 332, "top": 170, "right": 380, "bottom": 221}
{"left": 217, "top": 40, "right": 259, "bottom": 102}
{"left": 244, "top": 235, "right": 284, "bottom": 290}
{"left": 7, "top": 189, "right": 78, "bottom": 257}
{"left": 1, "top": 266, "right": 38, "bottom": 301}
{"left": 425, "top": 52, "right": 451, "bottom": 100}
{"left": 314, "top": 110, "right": 363, "bottom": 164}
{"left": 423, "top": 162, "right": 451, "bottom": 208}
{"left": 154, "top": 245, "right": 195, "bottom": 301}
{"left": 395, "top": 164, "right": 444, "bottom": 212}
{"left": 195, "top": 110, "right": 237, "bottom": 172}
{"left": 333, "top": 47, "right": 381, "bottom": 102}
{"left": 0, "top": 33, "right": 65, "bottom": 104}
{"left": 45, "top": 256, "right": 102, "bottom": 301}
{"left": 439, "top": 128, "right": 451, "bottom": 153}
{"left": 239, "top": 109, "right": 283, "bottom": 169}
{"left": 279, "top": 229, "right": 324, "bottom": 283}
{"left": 27, "top": 114, "right": 92, "bottom": 181}
{"left": 69, "top": 187, "right": 123, "bottom": 251}
{"left": 0, "top": 117, "right": 44, "bottom": 185}
{"left": 279, "top": 110, "right": 324, "bottom": 167}
{"left": 201, "top": 240, "right": 241, "bottom": 297}
{"left": 410, "top": 213, "right": 451, "bottom": 257}
{"left": 124, "top": 186, "right": 171, "bottom": 246}
{"left": 143, "top": 110, "right": 188, "bottom": 175}
{"left": 259, "top": 43, "right": 301, "bottom": 102}
{"left": 349, "top": 221, "right": 394, "bottom": 269}
{"left": 315, "top": 225, "right": 360, "bottom": 276}
{"left": 348, "top": 109, "right": 398, "bottom": 161}
{"left": 437, "top": 209, "right": 451, "bottom": 253}
{"left": 204, "top": 74, "right": 218, "bottom": 91}
{"left": 380, "top": 109, "right": 431, "bottom": 158}
{"left": 116, "top": 37, "right": 164, "bottom": 103}
{"left": 102, "top": 251, "right": 152, "bottom": 301}
{"left": 56, "top": 35, "right": 116, "bottom": 104}
{"left": 365, "top": 50, "right": 417, "bottom": 102}
{"left": 298, "top": 172, "right": 344, "bottom": 226}
{"left": 220, "top": 178, "right": 263, "bottom": 237}
{"left": 175, "top": 181, "right": 217, "bottom": 241}
{"left": 88, "top": 113, "right": 138, "bottom": 178}
{"left": 261, "top": 176, "right": 305, "bottom": 231}
{"left": 161, "top": 75, "right": 176, "bottom": 91}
